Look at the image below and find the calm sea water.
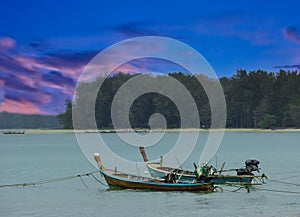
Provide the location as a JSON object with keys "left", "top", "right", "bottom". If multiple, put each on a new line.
{"left": 0, "top": 132, "right": 300, "bottom": 217}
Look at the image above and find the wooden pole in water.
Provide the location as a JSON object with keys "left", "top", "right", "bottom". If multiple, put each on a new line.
{"left": 139, "top": 147, "right": 148, "bottom": 162}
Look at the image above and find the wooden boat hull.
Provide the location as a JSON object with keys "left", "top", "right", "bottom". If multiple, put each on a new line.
{"left": 100, "top": 170, "right": 214, "bottom": 191}
{"left": 146, "top": 163, "right": 253, "bottom": 184}
{"left": 139, "top": 146, "right": 254, "bottom": 184}
{"left": 2, "top": 131, "right": 25, "bottom": 134}
{"left": 207, "top": 175, "right": 253, "bottom": 184}
{"left": 94, "top": 152, "right": 214, "bottom": 192}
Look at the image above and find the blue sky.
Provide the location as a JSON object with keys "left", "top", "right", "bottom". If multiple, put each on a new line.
{"left": 0, "top": 0, "right": 300, "bottom": 114}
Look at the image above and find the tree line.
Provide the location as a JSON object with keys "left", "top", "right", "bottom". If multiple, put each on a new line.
{"left": 58, "top": 70, "right": 300, "bottom": 129}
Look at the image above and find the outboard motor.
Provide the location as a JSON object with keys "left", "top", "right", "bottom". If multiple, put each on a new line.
{"left": 245, "top": 159, "right": 260, "bottom": 172}
{"left": 236, "top": 159, "right": 260, "bottom": 175}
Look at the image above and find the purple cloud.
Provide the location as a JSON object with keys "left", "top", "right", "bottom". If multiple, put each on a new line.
{"left": 43, "top": 50, "right": 99, "bottom": 69}
{"left": 0, "top": 53, "right": 39, "bottom": 75}
{"left": 0, "top": 37, "right": 15, "bottom": 50}
{"left": 283, "top": 27, "right": 300, "bottom": 43}
{"left": 42, "top": 71, "right": 75, "bottom": 88}
{"left": 4, "top": 74, "right": 38, "bottom": 92}
{"left": 1, "top": 75, "right": 75, "bottom": 114}
{"left": 112, "top": 21, "right": 187, "bottom": 41}
{"left": 0, "top": 37, "right": 98, "bottom": 114}
{"left": 125, "top": 58, "right": 189, "bottom": 74}
{"left": 114, "top": 22, "right": 158, "bottom": 37}
{"left": 274, "top": 64, "right": 300, "bottom": 69}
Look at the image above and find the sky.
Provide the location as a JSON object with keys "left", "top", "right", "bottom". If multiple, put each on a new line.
{"left": 0, "top": 0, "right": 300, "bottom": 115}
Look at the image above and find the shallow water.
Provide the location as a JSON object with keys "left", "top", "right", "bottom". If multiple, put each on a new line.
{"left": 0, "top": 132, "right": 300, "bottom": 217}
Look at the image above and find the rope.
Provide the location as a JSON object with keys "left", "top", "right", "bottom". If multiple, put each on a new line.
{"left": 221, "top": 185, "right": 300, "bottom": 194}
{"left": 78, "top": 175, "right": 90, "bottom": 189}
{"left": 267, "top": 179, "right": 300, "bottom": 187}
{"left": 280, "top": 174, "right": 300, "bottom": 180}
{"left": 267, "top": 170, "right": 300, "bottom": 176}
{"left": 0, "top": 170, "right": 102, "bottom": 188}
{"left": 232, "top": 185, "right": 250, "bottom": 193}
{"left": 257, "top": 188, "right": 300, "bottom": 195}
{"left": 90, "top": 174, "right": 109, "bottom": 187}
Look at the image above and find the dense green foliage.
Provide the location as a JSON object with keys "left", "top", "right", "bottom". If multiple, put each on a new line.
{"left": 221, "top": 69, "right": 300, "bottom": 128}
{"left": 0, "top": 112, "right": 61, "bottom": 129}
{"left": 58, "top": 70, "right": 300, "bottom": 129}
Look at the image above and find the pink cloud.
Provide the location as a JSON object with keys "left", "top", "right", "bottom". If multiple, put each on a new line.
{"left": 0, "top": 36, "right": 97, "bottom": 115}
{"left": 0, "top": 35, "right": 187, "bottom": 115}
{"left": 113, "top": 64, "right": 143, "bottom": 74}
{"left": 283, "top": 27, "right": 300, "bottom": 43}
{"left": 0, "top": 98, "right": 46, "bottom": 114}
{"left": 0, "top": 37, "right": 16, "bottom": 50}
{"left": 2, "top": 54, "right": 81, "bottom": 98}
{"left": 0, "top": 80, "right": 4, "bottom": 101}
{"left": 13, "top": 55, "right": 83, "bottom": 79}
{"left": 39, "top": 79, "right": 75, "bottom": 96}
{"left": 16, "top": 74, "right": 40, "bottom": 88}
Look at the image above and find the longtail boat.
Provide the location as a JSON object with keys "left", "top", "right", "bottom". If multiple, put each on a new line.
{"left": 2, "top": 130, "right": 25, "bottom": 134}
{"left": 93, "top": 153, "right": 214, "bottom": 192}
{"left": 139, "top": 147, "right": 266, "bottom": 184}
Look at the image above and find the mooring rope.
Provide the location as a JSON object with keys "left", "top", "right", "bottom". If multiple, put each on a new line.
{"left": 78, "top": 175, "right": 90, "bottom": 189}
{"left": 219, "top": 177, "right": 300, "bottom": 194}
{"left": 267, "top": 179, "right": 300, "bottom": 187}
{"left": 90, "top": 173, "right": 109, "bottom": 187}
{"left": 279, "top": 174, "right": 300, "bottom": 180}
{"left": 0, "top": 170, "right": 105, "bottom": 188}
{"left": 1, "top": 170, "right": 299, "bottom": 194}
{"left": 267, "top": 170, "right": 300, "bottom": 176}
{"left": 257, "top": 188, "right": 300, "bottom": 195}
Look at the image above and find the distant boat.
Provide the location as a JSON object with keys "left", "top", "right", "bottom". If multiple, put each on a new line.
{"left": 139, "top": 147, "right": 266, "bottom": 184}
{"left": 2, "top": 130, "right": 25, "bottom": 134}
{"left": 93, "top": 153, "right": 214, "bottom": 192}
